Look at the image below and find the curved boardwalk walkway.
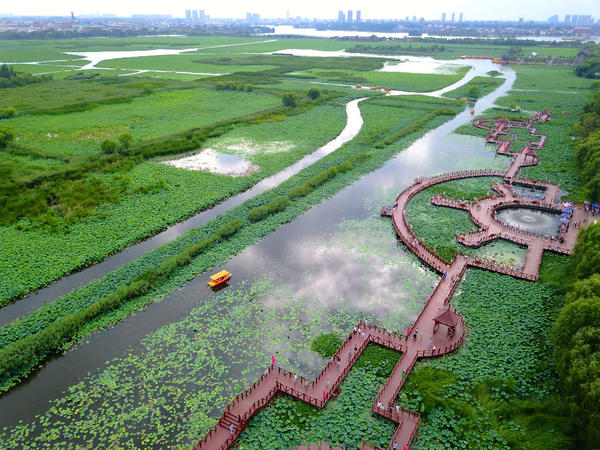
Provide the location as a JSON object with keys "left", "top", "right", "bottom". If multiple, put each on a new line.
{"left": 196, "top": 112, "right": 590, "bottom": 450}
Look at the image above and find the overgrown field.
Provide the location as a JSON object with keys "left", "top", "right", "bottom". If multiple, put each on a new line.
{"left": 287, "top": 66, "right": 470, "bottom": 92}
{"left": 7, "top": 86, "right": 280, "bottom": 156}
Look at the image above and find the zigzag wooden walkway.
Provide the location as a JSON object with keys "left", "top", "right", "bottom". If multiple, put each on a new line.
{"left": 195, "top": 112, "right": 590, "bottom": 449}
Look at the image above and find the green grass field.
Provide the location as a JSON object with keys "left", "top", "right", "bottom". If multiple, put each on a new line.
{"left": 6, "top": 87, "right": 280, "bottom": 156}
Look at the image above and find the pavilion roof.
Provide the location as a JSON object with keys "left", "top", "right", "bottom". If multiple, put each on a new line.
{"left": 433, "top": 308, "right": 459, "bottom": 327}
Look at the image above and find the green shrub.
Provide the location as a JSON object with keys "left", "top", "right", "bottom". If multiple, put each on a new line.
{"left": 310, "top": 333, "right": 343, "bottom": 358}
{"left": 282, "top": 93, "right": 299, "bottom": 107}
{"left": 247, "top": 196, "right": 291, "bottom": 222}
{"left": 467, "top": 85, "right": 480, "bottom": 98}
{"left": 0, "top": 107, "right": 18, "bottom": 119}
{"left": 118, "top": 132, "right": 133, "bottom": 150}
{"left": 288, "top": 183, "right": 314, "bottom": 199}
{"left": 307, "top": 87, "right": 321, "bottom": 99}
{"left": 0, "top": 126, "right": 14, "bottom": 148}
{"left": 100, "top": 139, "right": 119, "bottom": 154}
{"left": 217, "top": 218, "right": 243, "bottom": 238}
{"left": 337, "top": 161, "right": 354, "bottom": 173}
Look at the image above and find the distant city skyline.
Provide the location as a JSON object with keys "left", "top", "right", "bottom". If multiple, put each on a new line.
{"left": 1, "top": 0, "right": 599, "bottom": 22}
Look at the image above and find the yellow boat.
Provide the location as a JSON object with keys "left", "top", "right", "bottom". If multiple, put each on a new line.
{"left": 208, "top": 270, "right": 231, "bottom": 287}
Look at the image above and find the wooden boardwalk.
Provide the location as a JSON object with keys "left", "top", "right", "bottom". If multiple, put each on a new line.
{"left": 195, "top": 113, "right": 589, "bottom": 450}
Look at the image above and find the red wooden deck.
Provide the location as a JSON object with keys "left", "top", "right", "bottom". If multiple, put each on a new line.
{"left": 194, "top": 112, "right": 588, "bottom": 450}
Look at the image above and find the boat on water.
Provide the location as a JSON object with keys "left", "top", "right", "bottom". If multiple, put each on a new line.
{"left": 208, "top": 270, "right": 231, "bottom": 287}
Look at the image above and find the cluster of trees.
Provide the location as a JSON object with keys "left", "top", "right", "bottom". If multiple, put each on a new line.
{"left": 575, "top": 44, "right": 600, "bottom": 79}
{"left": 0, "top": 64, "right": 52, "bottom": 88}
{"left": 552, "top": 223, "right": 600, "bottom": 448}
{"left": 281, "top": 88, "right": 321, "bottom": 108}
{"left": 0, "top": 25, "right": 273, "bottom": 41}
{"left": 574, "top": 81, "right": 600, "bottom": 201}
{"left": 576, "top": 58, "right": 600, "bottom": 79}
{"left": 348, "top": 44, "right": 446, "bottom": 55}
{"left": 100, "top": 132, "right": 133, "bottom": 154}
{"left": 215, "top": 81, "right": 253, "bottom": 92}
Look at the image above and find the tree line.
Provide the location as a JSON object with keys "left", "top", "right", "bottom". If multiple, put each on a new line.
{"left": 549, "top": 80, "right": 600, "bottom": 448}
{"left": 574, "top": 80, "right": 600, "bottom": 200}
{"left": 0, "top": 64, "right": 52, "bottom": 89}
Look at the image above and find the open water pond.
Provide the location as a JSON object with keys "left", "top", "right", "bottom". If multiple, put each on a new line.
{"left": 379, "top": 59, "right": 467, "bottom": 74}
{"left": 496, "top": 207, "right": 561, "bottom": 237}
{"left": 163, "top": 149, "right": 257, "bottom": 176}
{"left": 510, "top": 183, "right": 546, "bottom": 199}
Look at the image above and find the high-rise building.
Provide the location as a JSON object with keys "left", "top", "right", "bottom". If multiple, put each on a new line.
{"left": 441, "top": 12, "right": 446, "bottom": 23}
{"left": 548, "top": 14, "right": 559, "bottom": 23}
{"left": 185, "top": 10, "right": 191, "bottom": 21}
{"left": 356, "top": 10, "right": 361, "bottom": 22}
{"left": 192, "top": 10, "right": 198, "bottom": 21}
{"left": 564, "top": 14, "right": 571, "bottom": 24}
{"left": 459, "top": 12, "right": 463, "bottom": 23}
{"left": 347, "top": 10, "right": 353, "bottom": 23}
{"left": 451, "top": 12, "right": 455, "bottom": 23}
{"left": 246, "top": 12, "right": 260, "bottom": 23}
{"left": 412, "top": 15, "right": 416, "bottom": 22}
{"left": 338, "top": 10, "right": 345, "bottom": 22}
{"left": 198, "top": 10, "right": 206, "bottom": 22}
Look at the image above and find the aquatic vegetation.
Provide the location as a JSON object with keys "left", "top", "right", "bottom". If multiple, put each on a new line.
{"left": 310, "top": 333, "right": 343, "bottom": 358}
{"left": 0, "top": 212, "right": 433, "bottom": 447}
{"left": 401, "top": 268, "right": 573, "bottom": 449}
{"left": 237, "top": 345, "right": 401, "bottom": 449}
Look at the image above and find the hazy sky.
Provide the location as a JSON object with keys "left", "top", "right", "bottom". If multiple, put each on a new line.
{"left": 1, "top": 0, "right": 599, "bottom": 22}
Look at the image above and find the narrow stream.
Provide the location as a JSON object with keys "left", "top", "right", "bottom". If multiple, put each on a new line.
{"left": 0, "top": 58, "right": 500, "bottom": 326}
{"left": 0, "top": 62, "right": 515, "bottom": 429}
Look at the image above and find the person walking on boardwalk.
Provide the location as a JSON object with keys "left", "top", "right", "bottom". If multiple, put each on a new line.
{"left": 229, "top": 423, "right": 234, "bottom": 433}
{"left": 271, "top": 355, "right": 275, "bottom": 366}
{"left": 406, "top": 326, "right": 411, "bottom": 338}
{"left": 393, "top": 442, "right": 398, "bottom": 450}
{"left": 322, "top": 390, "right": 327, "bottom": 400}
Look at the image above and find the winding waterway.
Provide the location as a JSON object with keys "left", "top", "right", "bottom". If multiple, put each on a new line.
{"left": 0, "top": 59, "right": 515, "bottom": 433}
{"left": 0, "top": 58, "right": 499, "bottom": 326}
